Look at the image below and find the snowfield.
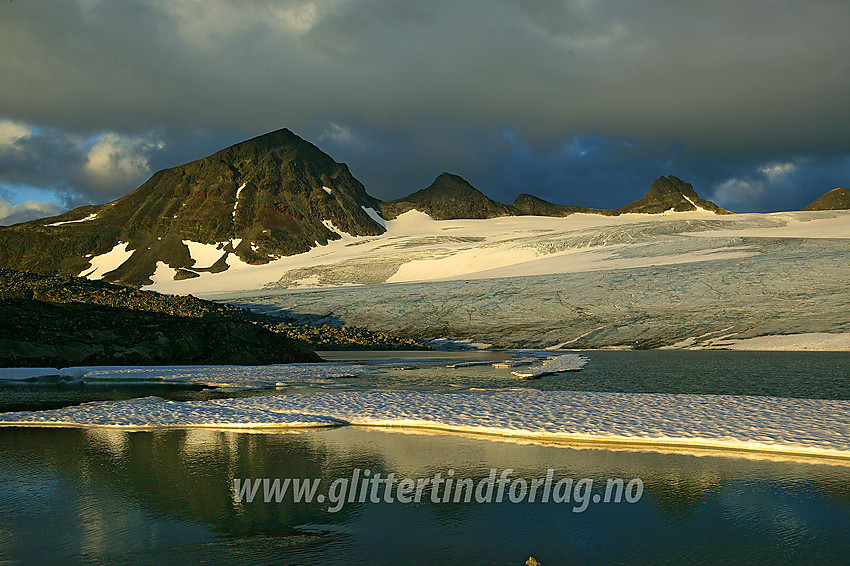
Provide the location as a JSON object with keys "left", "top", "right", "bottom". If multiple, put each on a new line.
{"left": 131, "top": 208, "right": 850, "bottom": 350}
{"left": 142, "top": 209, "right": 849, "bottom": 294}
{"left": 1, "top": 389, "right": 849, "bottom": 459}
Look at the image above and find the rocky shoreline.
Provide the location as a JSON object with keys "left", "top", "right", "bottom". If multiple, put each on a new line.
{"left": 0, "top": 269, "right": 427, "bottom": 368}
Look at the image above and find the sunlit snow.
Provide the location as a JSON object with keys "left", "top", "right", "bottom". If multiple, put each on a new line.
{"left": 80, "top": 241, "right": 133, "bottom": 279}
{"left": 2, "top": 389, "right": 848, "bottom": 459}
{"left": 46, "top": 213, "right": 98, "bottom": 226}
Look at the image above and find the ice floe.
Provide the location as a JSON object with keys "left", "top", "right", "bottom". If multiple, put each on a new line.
{"left": 511, "top": 354, "right": 588, "bottom": 378}
{"left": 1, "top": 390, "right": 849, "bottom": 458}
{"left": 0, "top": 364, "right": 381, "bottom": 389}
{"left": 0, "top": 368, "right": 64, "bottom": 381}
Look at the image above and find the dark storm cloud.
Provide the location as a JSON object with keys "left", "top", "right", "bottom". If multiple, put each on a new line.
{"left": 1, "top": 0, "right": 848, "bottom": 213}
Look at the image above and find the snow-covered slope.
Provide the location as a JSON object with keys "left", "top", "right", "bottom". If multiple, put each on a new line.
{"left": 170, "top": 209, "right": 848, "bottom": 350}
{"left": 146, "top": 208, "right": 850, "bottom": 296}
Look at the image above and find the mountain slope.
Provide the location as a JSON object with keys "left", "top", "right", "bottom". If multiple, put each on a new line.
{"left": 380, "top": 172, "right": 515, "bottom": 220}
{"left": 0, "top": 129, "right": 385, "bottom": 286}
{"left": 803, "top": 187, "right": 850, "bottom": 211}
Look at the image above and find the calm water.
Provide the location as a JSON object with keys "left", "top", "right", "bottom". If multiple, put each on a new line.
{"left": 1, "top": 350, "right": 849, "bottom": 564}
{"left": 325, "top": 350, "right": 850, "bottom": 399}
{"left": 0, "top": 427, "right": 848, "bottom": 565}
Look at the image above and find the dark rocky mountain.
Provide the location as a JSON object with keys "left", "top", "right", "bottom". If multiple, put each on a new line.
{"left": 380, "top": 172, "right": 515, "bottom": 220}
{"left": 512, "top": 193, "right": 615, "bottom": 217}
{"left": 802, "top": 187, "right": 850, "bottom": 211}
{"left": 615, "top": 175, "right": 733, "bottom": 214}
{"left": 0, "top": 129, "right": 385, "bottom": 286}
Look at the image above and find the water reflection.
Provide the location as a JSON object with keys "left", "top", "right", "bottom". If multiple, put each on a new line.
{"left": 1, "top": 426, "right": 849, "bottom": 564}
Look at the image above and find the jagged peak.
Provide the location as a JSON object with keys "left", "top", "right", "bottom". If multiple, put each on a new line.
{"left": 646, "top": 175, "right": 700, "bottom": 199}
{"left": 619, "top": 175, "right": 732, "bottom": 215}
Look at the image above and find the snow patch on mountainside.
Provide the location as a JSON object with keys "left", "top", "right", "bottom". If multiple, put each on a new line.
{"left": 149, "top": 261, "right": 178, "bottom": 285}
{"left": 361, "top": 206, "right": 386, "bottom": 228}
{"left": 47, "top": 213, "right": 98, "bottom": 226}
{"left": 232, "top": 182, "right": 247, "bottom": 219}
{"left": 80, "top": 242, "right": 133, "bottom": 279}
{"left": 183, "top": 240, "right": 227, "bottom": 269}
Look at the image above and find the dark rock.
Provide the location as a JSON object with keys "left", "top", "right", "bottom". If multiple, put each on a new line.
{"left": 513, "top": 193, "right": 615, "bottom": 217}
{"left": 0, "top": 268, "right": 427, "bottom": 367}
{"left": 0, "top": 269, "right": 321, "bottom": 366}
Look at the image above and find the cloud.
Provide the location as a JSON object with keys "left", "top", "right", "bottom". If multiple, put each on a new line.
{"left": 759, "top": 162, "right": 796, "bottom": 181}
{"left": 0, "top": 122, "right": 165, "bottom": 206}
{"left": 0, "top": 120, "right": 33, "bottom": 150}
{"left": 0, "top": 198, "right": 64, "bottom": 226}
{"left": 3, "top": 1, "right": 848, "bottom": 149}
{"left": 0, "top": 1, "right": 848, "bottom": 211}
{"left": 712, "top": 177, "right": 768, "bottom": 210}
{"left": 710, "top": 156, "right": 850, "bottom": 212}
{"left": 82, "top": 132, "right": 164, "bottom": 194}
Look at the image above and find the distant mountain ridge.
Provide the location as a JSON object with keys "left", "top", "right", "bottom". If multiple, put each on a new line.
{"left": 0, "top": 129, "right": 733, "bottom": 286}
{"left": 383, "top": 173, "right": 731, "bottom": 220}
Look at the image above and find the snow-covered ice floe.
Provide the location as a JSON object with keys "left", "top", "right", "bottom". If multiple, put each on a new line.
{"left": 2, "top": 390, "right": 849, "bottom": 459}
{"left": 0, "top": 364, "right": 381, "bottom": 389}
{"left": 512, "top": 354, "right": 588, "bottom": 378}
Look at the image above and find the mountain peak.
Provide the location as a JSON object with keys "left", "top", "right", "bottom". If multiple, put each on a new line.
{"left": 647, "top": 175, "right": 700, "bottom": 200}
{"left": 618, "top": 175, "right": 732, "bottom": 214}
{"left": 225, "top": 128, "right": 302, "bottom": 152}
{"left": 381, "top": 173, "right": 515, "bottom": 220}
{"left": 0, "top": 128, "right": 385, "bottom": 286}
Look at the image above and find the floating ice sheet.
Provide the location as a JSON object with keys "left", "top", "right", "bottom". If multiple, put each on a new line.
{"left": 0, "top": 364, "right": 381, "bottom": 389}
{"left": 511, "top": 354, "right": 588, "bottom": 378}
{"left": 2, "top": 389, "right": 849, "bottom": 458}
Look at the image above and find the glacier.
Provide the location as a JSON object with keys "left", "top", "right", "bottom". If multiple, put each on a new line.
{"left": 139, "top": 209, "right": 849, "bottom": 350}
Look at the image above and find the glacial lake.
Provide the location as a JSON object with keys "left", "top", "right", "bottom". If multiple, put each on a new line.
{"left": 0, "top": 350, "right": 848, "bottom": 564}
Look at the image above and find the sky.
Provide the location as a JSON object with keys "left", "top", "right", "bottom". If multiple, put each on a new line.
{"left": 2, "top": 0, "right": 849, "bottom": 225}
